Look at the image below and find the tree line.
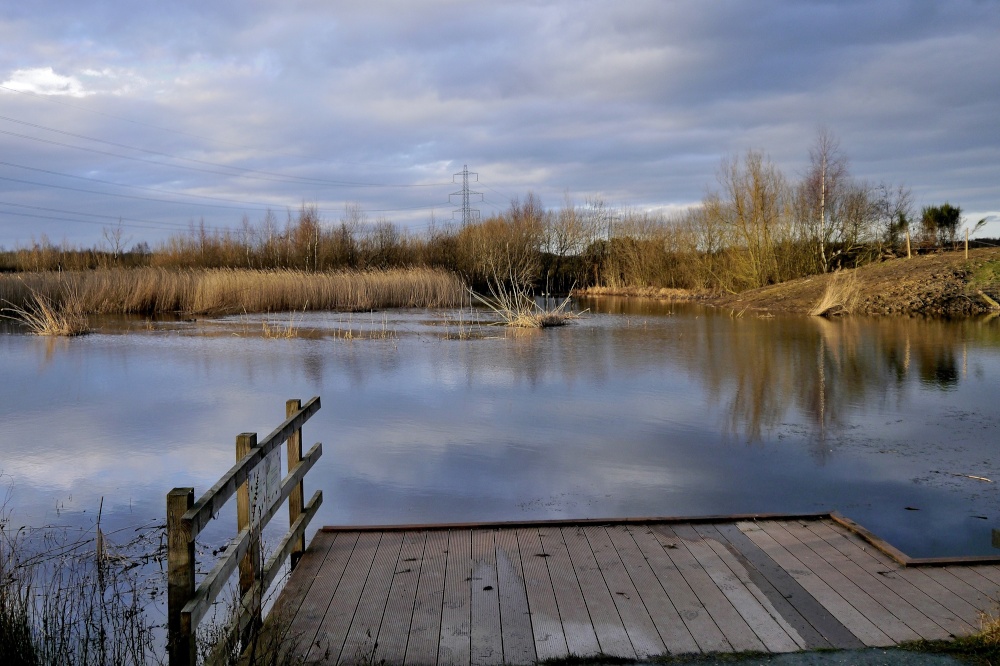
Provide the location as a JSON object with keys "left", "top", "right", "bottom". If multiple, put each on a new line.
{"left": 0, "top": 131, "right": 986, "bottom": 294}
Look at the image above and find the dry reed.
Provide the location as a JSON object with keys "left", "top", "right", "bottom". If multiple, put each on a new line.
{"left": 1, "top": 287, "right": 89, "bottom": 336}
{"left": 810, "top": 270, "right": 860, "bottom": 317}
{"left": 0, "top": 267, "right": 465, "bottom": 317}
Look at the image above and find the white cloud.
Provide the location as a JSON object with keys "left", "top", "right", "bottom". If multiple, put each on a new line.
{"left": 1, "top": 66, "right": 90, "bottom": 97}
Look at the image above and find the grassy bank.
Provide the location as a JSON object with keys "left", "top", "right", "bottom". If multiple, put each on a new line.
{"left": 0, "top": 267, "right": 466, "bottom": 317}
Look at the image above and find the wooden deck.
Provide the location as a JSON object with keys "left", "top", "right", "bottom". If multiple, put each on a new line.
{"left": 269, "top": 514, "right": 1000, "bottom": 665}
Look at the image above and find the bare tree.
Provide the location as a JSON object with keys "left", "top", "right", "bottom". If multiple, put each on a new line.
{"left": 102, "top": 220, "right": 132, "bottom": 266}
{"left": 705, "top": 150, "right": 789, "bottom": 290}
{"left": 800, "top": 128, "right": 850, "bottom": 272}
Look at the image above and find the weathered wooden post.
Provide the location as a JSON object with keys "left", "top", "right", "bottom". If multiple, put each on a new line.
{"left": 167, "top": 487, "right": 196, "bottom": 666}
{"left": 236, "top": 432, "right": 261, "bottom": 640}
{"left": 286, "top": 398, "right": 305, "bottom": 568}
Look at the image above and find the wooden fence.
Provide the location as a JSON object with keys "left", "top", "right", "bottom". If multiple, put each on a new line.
{"left": 166, "top": 397, "right": 323, "bottom": 666}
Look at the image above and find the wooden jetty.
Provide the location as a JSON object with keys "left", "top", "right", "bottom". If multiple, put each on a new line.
{"left": 269, "top": 512, "right": 1000, "bottom": 665}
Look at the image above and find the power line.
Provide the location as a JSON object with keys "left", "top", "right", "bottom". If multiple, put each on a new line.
{"left": 0, "top": 117, "right": 450, "bottom": 189}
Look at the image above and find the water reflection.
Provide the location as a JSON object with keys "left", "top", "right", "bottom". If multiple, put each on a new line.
{"left": 2, "top": 303, "right": 999, "bottom": 557}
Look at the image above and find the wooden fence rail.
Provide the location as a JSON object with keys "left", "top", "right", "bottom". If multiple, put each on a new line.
{"left": 167, "top": 397, "right": 323, "bottom": 666}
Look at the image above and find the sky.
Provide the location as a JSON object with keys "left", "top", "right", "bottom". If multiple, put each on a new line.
{"left": 1, "top": 0, "right": 998, "bottom": 248}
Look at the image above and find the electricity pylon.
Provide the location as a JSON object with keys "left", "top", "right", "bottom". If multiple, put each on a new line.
{"left": 449, "top": 164, "right": 482, "bottom": 225}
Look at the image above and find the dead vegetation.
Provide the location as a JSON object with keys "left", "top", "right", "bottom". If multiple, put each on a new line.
{"left": 809, "top": 270, "right": 860, "bottom": 317}
{"left": 0, "top": 267, "right": 465, "bottom": 317}
{"left": 1, "top": 285, "right": 90, "bottom": 336}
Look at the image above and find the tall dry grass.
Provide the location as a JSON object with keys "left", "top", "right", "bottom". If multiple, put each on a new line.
{"left": 810, "top": 270, "right": 861, "bottom": 317}
{"left": 0, "top": 267, "right": 465, "bottom": 316}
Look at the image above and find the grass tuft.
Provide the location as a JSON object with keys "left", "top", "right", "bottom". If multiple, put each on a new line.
{"left": 810, "top": 269, "right": 860, "bottom": 317}
{"left": 1, "top": 288, "right": 89, "bottom": 336}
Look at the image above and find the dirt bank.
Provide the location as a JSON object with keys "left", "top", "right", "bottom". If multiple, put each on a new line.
{"left": 579, "top": 248, "right": 1000, "bottom": 317}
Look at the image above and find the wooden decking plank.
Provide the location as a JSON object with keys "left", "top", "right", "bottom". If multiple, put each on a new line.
{"left": 307, "top": 531, "right": 380, "bottom": 663}
{"left": 272, "top": 530, "right": 337, "bottom": 621}
{"left": 652, "top": 525, "right": 765, "bottom": 653}
{"left": 737, "top": 521, "right": 893, "bottom": 647}
{"left": 966, "top": 565, "right": 1000, "bottom": 587}
{"left": 606, "top": 525, "right": 700, "bottom": 655}
{"left": 516, "top": 527, "right": 570, "bottom": 661}
{"left": 895, "top": 567, "right": 986, "bottom": 629}
{"left": 561, "top": 526, "right": 636, "bottom": 659}
{"left": 671, "top": 523, "right": 802, "bottom": 652}
{"left": 709, "top": 523, "right": 853, "bottom": 650}
{"left": 340, "top": 531, "right": 405, "bottom": 664}
{"left": 779, "top": 520, "right": 944, "bottom": 642}
{"left": 374, "top": 531, "right": 426, "bottom": 665}
{"left": 765, "top": 520, "right": 919, "bottom": 644}
{"left": 926, "top": 566, "right": 999, "bottom": 613}
{"left": 495, "top": 528, "right": 536, "bottom": 665}
{"left": 405, "top": 529, "right": 449, "bottom": 666}
{"left": 536, "top": 526, "right": 602, "bottom": 656}
{"left": 805, "top": 520, "right": 970, "bottom": 639}
{"left": 439, "top": 529, "right": 472, "bottom": 666}
{"left": 290, "top": 531, "right": 360, "bottom": 662}
{"left": 583, "top": 525, "right": 667, "bottom": 659}
{"left": 471, "top": 529, "right": 503, "bottom": 666}
{"left": 820, "top": 521, "right": 985, "bottom": 631}
{"left": 626, "top": 524, "right": 731, "bottom": 653}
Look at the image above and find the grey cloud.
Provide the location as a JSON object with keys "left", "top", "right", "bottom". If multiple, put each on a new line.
{"left": 1, "top": 0, "right": 999, "bottom": 245}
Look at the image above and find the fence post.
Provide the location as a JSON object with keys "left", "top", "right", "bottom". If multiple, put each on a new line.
{"left": 286, "top": 398, "right": 305, "bottom": 568}
{"left": 236, "top": 432, "right": 261, "bottom": 640}
{"left": 167, "top": 487, "right": 195, "bottom": 666}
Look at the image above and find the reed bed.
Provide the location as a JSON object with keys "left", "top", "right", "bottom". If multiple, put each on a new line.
{"left": 0, "top": 267, "right": 465, "bottom": 316}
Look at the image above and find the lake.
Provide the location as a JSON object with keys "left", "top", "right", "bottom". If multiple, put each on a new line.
{"left": 2, "top": 299, "right": 999, "bottom": 558}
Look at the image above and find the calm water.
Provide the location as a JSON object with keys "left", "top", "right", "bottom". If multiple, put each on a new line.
{"left": 2, "top": 300, "right": 999, "bottom": 558}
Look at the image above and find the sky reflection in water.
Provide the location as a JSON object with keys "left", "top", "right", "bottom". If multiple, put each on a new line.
{"left": 1, "top": 301, "right": 999, "bottom": 557}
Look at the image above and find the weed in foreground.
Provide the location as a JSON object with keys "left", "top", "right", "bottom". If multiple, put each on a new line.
{"left": 1, "top": 289, "right": 89, "bottom": 336}
{"left": 0, "top": 506, "right": 161, "bottom": 665}
{"left": 901, "top": 607, "right": 1000, "bottom": 664}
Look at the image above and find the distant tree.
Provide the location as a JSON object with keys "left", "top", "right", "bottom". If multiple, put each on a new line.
{"left": 920, "top": 203, "right": 962, "bottom": 247}
{"left": 799, "top": 128, "right": 850, "bottom": 273}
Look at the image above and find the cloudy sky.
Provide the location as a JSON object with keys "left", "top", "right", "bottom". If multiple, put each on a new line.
{"left": 1, "top": 0, "right": 998, "bottom": 248}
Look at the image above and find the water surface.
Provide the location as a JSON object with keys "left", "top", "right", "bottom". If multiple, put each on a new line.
{"left": 2, "top": 300, "right": 999, "bottom": 558}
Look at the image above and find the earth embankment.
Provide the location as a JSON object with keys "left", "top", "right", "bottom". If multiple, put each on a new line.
{"left": 579, "top": 247, "right": 1000, "bottom": 316}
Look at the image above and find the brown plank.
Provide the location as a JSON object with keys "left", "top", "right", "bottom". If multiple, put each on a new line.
{"left": 536, "top": 526, "right": 601, "bottom": 656}
{"left": 471, "top": 529, "right": 502, "bottom": 666}
{"left": 805, "top": 520, "right": 972, "bottom": 639}
{"left": 626, "top": 524, "right": 730, "bottom": 653}
{"left": 652, "top": 525, "right": 765, "bottom": 653}
{"left": 405, "top": 529, "right": 449, "bottom": 666}
{"left": 561, "top": 526, "right": 635, "bottom": 659}
{"left": 737, "top": 521, "right": 892, "bottom": 647}
{"left": 966, "top": 565, "right": 1000, "bottom": 587}
{"left": 583, "top": 526, "right": 667, "bottom": 658}
{"left": 266, "top": 529, "right": 338, "bottom": 662}
{"left": 289, "top": 531, "right": 359, "bottom": 663}
{"left": 779, "top": 520, "right": 943, "bottom": 642}
{"left": 709, "top": 523, "right": 861, "bottom": 649}
{"left": 516, "top": 527, "right": 569, "bottom": 662}
{"left": 606, "top": 525, "right": 700, "bottom": 655}
{"left": 374, "top": 531, "right": 426, "bottom": 665}
{"left": 766, "top": 521, "right": 920, "bottom": 644}
{"left": 495, "top": 528, "right": 535, "bottom": 665}
{"left": 924, "top": 566, "right": 999, "bottom": 614}
{"left": 307, "top": 531, "right": 379, "bottom": 663}
{"left": 671, "top": 524, "right": 802, "bottom": 652}
{"left": 439, "top": 529, "right": 472, "bottom": 666}
{"left": 816, "top": 521, "right": 985, "bottom": 632}
{"left": 340, "top": 531, "right": 405, "bottom": 664}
